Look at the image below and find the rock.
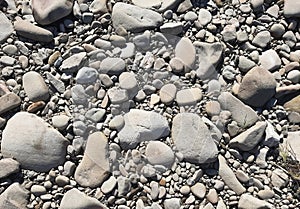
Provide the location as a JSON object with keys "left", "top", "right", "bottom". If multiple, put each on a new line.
{"left": 206, "top": 189, "right": 218, "bottom": 204}
{"left": 132, "top": 0, "right": 182, "bottom": 11}
{"left": 46, "top": 72, "right": 65, "bottom": 93}
{"left": 145, "top": 141, "right": 175, "bottom": 168}
{"left": 175, "top": 37, "right": 196, "bottom": 70}
{"left": 1, "top": 112, "right": 69, "bottom": 172}
{"left": 164, "top": 198, "right": 181, "bottom": 209}
{"left": 252, "top": 31, "right": 271, "bottom": 48}
{"left": 60, "top": 52, "right": 87, "bottom": 73}
{"left": 0, "top": 11, "right": 14, "bottom": 43}
{"left": 271, "top": 168, "right": 289, "bottom": 188}
{"left": 52, "top": 115, "right": 70, "bottom": 130}
{"left": 75, "top": 67, "right": 98, "bottom": 84}
{"left": 117, "top": 176, "right": 131, "bottom": 197}
{"left": 99, "top": 57, "right": 126, "bottom": 75}
{"left": 284, "top": 0, "right": 300, "bottom": 18}
{"left": 119, "top": 72, "right": 138, "bottom": 99}
{"left": 159, "top": 84, "right": 177, "bottom": 105}
{"left": 196, "top": 42, "right": 223, "bottom": 81}
{"left": 191, "top": 183, "right": 206, "bottom": 199}
{"left": 160, "top": 22, "right": 183, "bottom": 35}
{"left": 60, "top": 188, "right": 108, "bottom": 209}
{"left": 0, "top": 93, "right": 21, "bottom": 115}
{"left": 30, "top": 185, "right": 47, "bottom": 196}
{"left": 118, "top": 109, "right": 170, "bottom": 149}
{"left": 286, "top": 131, "right": 300, "bottom": 162}
{"left": 218, "top": 155, "right": 246, "bottom": 195}
{"left": 23, "top": 71, "right": 49, "bottom": 102}
{"left": 259, "top": 49, "right": 281, "bottom": 72}
{"left": 170, "top": 57, "right": 184, "bottom": 73}
{"left": 85, "top": 108, "right": 105, "bottom": 123}
{"left": 218, "top": 92, "right": 258, "bottom": 128}
{"left": 251, "top": 0, "right": 264, "bottom": 12}
{"left": 107, "top": 87, "right": 128, "bottom": 104}
{"left": 237, "top": 66, "right": 277, "bottom": 107}
{"left": 270, "top": 23, "right": 285, "bottom": 39}
{"left": 238, "top": 56, "right": 256, "bottom": 73}
{"left": 229, "top": 122, "right": 267, "bottom": 151}
{"left": 71, "top": 84, "right": 88, "bottom": 105}
{"left": 0, "top": 158, "right": 20, "bottom": 178}
{"left": 101, "top": 176, "right": 117, "bottom": 194}
{"left": 89, "top": 0, "right": 108, "bottom": 14}
{"left": 112, "top": 2, "right": 163, "bottom": 32}
{"left": 172, "top": 113, "right": 218, "bottom": 164}
{"left": 74, "top": 132, "right": 110, "bottom": 188}
{"left": 284, "top": 95, "right": 300, "bottom": 113}
{"left": 205, "top": 101, "right": 221, "bottom": 116}
{"left": 32, "top": 0, "right": 74, "bottom": 25}
{"left": 14, "top": 17, "right": 53, "bottom": 42}
{"left": 0, "top": 56, "right": 15, "bottom": 66}
{"left": 0, "top": 183, "right": 29, "bottom": 208}
{"left": 198, "top": 8, "right": 212, "bottom": 26}
{"left": 287, "top": 70, "right": 300, "bottom": 84}
{"left": 221, "top": 24, "right": 237, "bottom": 42}
{"left": 238, "top": 194, "right": 273, "bottom": 209}
{"left": 175, "top": 88, "right": 202, "bottom": 106}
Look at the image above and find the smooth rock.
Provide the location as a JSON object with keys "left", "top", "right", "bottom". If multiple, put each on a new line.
{"left": 259, "top": 49, "right": 281, "bottom": 72}
{"left": 132, "top": 0, "right": 181, "bottom": 11}
{"left": 218, "top": 92, "right": 258, "bottom": 128}
{"left": 52, "top": 115, "right": 70, "bottom": 130}
{"left": 118, "top": 109, "right": 170, "bottom": 149}
{"left": 175, "top": 37, "right": 196, "bottom": 70}
{"left": 30, "top": 185, "right": 47, "bottom": 196}
{"left": 101, "top": 176, "right": 117, "bottom": 194}
{"left": 74, "top": 132, "right": 110, "bottom": 188}
{"left": 75, "top": 67, "right": 98, "bottom": 84}
{"left": 99, "top": 57, "right": 125, "bottom": 75}
{"left": 14, "top": 17, "right": 53, "bottom": 42}
{"left": 172, "top": 113, "right": 218, "bottom": 164}
{"left": 237, "top": 66, "right": 277, "bottom": 107}
{"left": 0, "top": 11, "right": 14, "bottom": 43}
{"left": 238, "top": 194, "right": 273, "bottom": 209}
{"left": 32, "top": 0, "right": 74, "bottom": 25}
{"left": 160, "top": 22, "right": 183, "bottom": 35}
{"left": 117, "top": 176, "right": 131, "bottom": 197}
{"left": 60, "top": 188, "right": 107, "bottom": 209}
{"left": 0, "top": 183, "right": 29, "bottom": 209}
{"left": 23, "top": 71, "right": 49, "bottom": 102}
{"left": 112, "top": 2, "right": 163, "bottom": 32}
{"left": 252, "top": 31, "right": 271, "bottom": 48}
{"left": 284, "top": 0, "right": 300, "bottom": 18}
{"left": 60, "top": 52, "right": 87, "bottom": 73}
{"left": 119, "top": 72, "right": 138, "bottom": 99}
{"left": 164, "top": 198, "right": 181, "bottom": 209}
{"left": 286, "top": 131, "right": 300, "bottom": 162}
{"left": 159, "top": 84, "right": 177, "bottom": 105}
{"left": 0, "top": 93, "right": 21, "bottom": 115}
{"left": 221, "top": 24, "right": 237, "bottom": 42}
{"left": 146, "top": 141, "right": 175, "bottom": 168}
{"left": 198, "top": 8, "right": 212, "bottom": 26}
{"left": 191, "top": 183, "right": 206, "bottom": 199}
{"left": 1, "top": 112, "right": 69, "bottom": 172}
{"left": 238, "top": 56, "right": 256, "bottom": 73}
{"left": 176, "top": 87, "right": 202, "bottom": 106}
{"left": 218, "top": 155, "right": 246, "bottom": 195}
{"left": 0, "top": 158, "right": 20, "bottom": 178}
{"left": 89, "top": 0, "right": 108, "bottom": 14}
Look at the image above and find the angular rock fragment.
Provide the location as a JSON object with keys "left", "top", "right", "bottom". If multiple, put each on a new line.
{"left": 0, "top": 93, "right": 21, "bottom": 115}
{"left": 175, "top": 37, "right": 196, "bottom": 70}
{"left": 146, "top": 141, "right": 175, "bottom": 168}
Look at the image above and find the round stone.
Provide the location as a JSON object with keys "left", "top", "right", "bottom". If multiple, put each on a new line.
{"left": 145, "top": 141, "right": 175, "bottom": 168}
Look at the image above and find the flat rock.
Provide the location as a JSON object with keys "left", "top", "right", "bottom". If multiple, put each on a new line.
{"left": 99, "top": 57, "right": 125, "bottom": 75}
{"left": 132, "top": 0, "right": 181, "bottom": 11}
{"left": 218, "top": 155, "right": 246, "bottom": 195}
{"left": 0, "top": 183, "right": 29, "bottom": 209}
{"left": 159, "top": 83, "right": 177, "bottom": 105}
{"left": 14, "top": 17, "right": 53, "bottom": 42}
{"left": 74, "top": 132, "right": 110, "bottom": 188}
{"left": 176, "top": 87, "right": 202, "bottom": 106}
{"left": 60, "top": 52, "right": 87, "bottom": 73}
{"left": 0, "top": 92, "right": 21, "bottom": 115}
{"left": 259, "top": 49, "right": 281, "bottom": 72}
{"left": 89, "top": 0, "right": 108, "bottom": 14}
{"left": 286, "top": 131, "right": 300, "bottom": 162}
{"left": 284, "top": 0, "right": 300, "bottom": 18}
{"left": 101, "top": 176, "right": 117, "bottom": 194}
{"left": 238, "top": 194, "right": 273, "bottom": 209}
{"left": 175, "top": 37, "right": 196, "bottom": 70}
{"left": 229, "top": 122, "right": 267, "bottom": 151}
{"left": 23, "top": 71, "right": 49, "bottom": 102}
{"left": 172, "top": 113, "right": 218, "bottom": 164}
{"left": 117, "top": 109, "right": 170, "bottom": 149}
{"left": 160, "top": 22, "right": 183, "bottom": 35}
{"left": 0, "top": 11, "right": 14, "bottom": 43}
{"left": 145, "top": 141, "right": 175, "bottom": 168}
{"left": 75, "top": 67, "right": 98, "bottom": 84}
{"left": 32, "top": 0, "right": 74, "bottom": 25}
{"left": 196, "top": 42, "right": 223, "bottom": 81}
{"left": 218, "top": 92, "right": 258, "bottom": 128}
{"left": 164, "top": 198, "right": 181, "bottom": 209}
{"left": 284, "top": 95, "right": 300, "bottom": 113}
{"left": 1, "top": 112, "right": 69, "bottom": 172}
{"left": 112, "top": 2, "right": 163, "bottom": 32}
{"left": 0, "top": 158, "right": 20, "bottom": 178}
{"left": 60, "top": 188, "right": 107, "bottom": 209}
{"left": 237, "top": 66, "right": 277, "bottom": 107}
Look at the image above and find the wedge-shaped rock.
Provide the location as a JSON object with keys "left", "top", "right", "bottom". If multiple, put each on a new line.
{"left": 218, "top": 155, "right": 246, "bottom": 195}
{"left": 112, "top": 2, "right": 163, "bottom": 32}
{"left": 118, "top": 109, "right": 170, "bottom": 149}
{"left": 172, "top": 113, "right": 218, "bottom": 164}
{"left": 1, "top": 112, "right": 69, "bottom": 172}
{"left": 229, "top": 122, "right": 267, "bottom": 151}
{"left": 238, "top": 194, "right": 273, "bottom": 209}
{"left": 175, "top": 37, "right": 196, "bottom": 70}
{"left": 284, "top": 0, "right": 300, "bottom": 18}
{"left": 0, "top": 183, "right": 29, "bottom": 208}
{"left": 75, "top": 132, "right": 110, "bottom": 188}
{"left": 0, "top": 93, "right": 21, "bottom": 115}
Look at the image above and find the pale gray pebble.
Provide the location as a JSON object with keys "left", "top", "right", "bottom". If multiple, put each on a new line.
{"left": 75, "top": 67, "right": 98, "bottom": 84}
{"left": 191, "top": 183, "right": 206, "bottom": 199}
{"left": 184, "top": 11, "right": 197, "bottom": 21}
{"left": 238, "top": 193, "right": 273, "bottom": 209}
{"left": 287, "top": 70, "right": 300, "bottom": 83}
{"left": 160, "top": 22, "right": 183, "bottom": 35}
{"left": 270, "top": 23, "right": 285, "bottom": 39}
{"left": 85, "top": 108, "right": 106, "bottom": 123}
{"left": 198, "top": 8, "right": 212, "bottom": 26}
{"left": 0, "top": 183, "right": 29, "bottom": 208}
{"left": 99, "top": 74, "right": 114, "bottom": 88}
{"left": 30, "top": 185, "right": 47, "bottom": 196}
{"left": 238, "top": 56, "right": 256, "bottom": 73}
{"left": 0, "top": 158, "right": 20, "bottom": 178}
{"left": 222, "top": 65, "right": 237, "bottom": 81}
{"left": 252, "top": 31, "right": 271, "bottom": 48}
{"left": 3, "top": 44, "right": 18, "bottom": 55}
{"left": 164, "top": 198, "right": 181, "bottom": 209}
{"left": 52, "top": 115, "right": 70, "bottom": 130}
{"left": 99, "top": 57, "right": 125, "bottom": 75}
{"left": 146, "top": 141, "right": 175, "bottom": 169}
{"left": 63, "top": 161, "right": 76, "bottom": 176}
{"left": 71, "top": 84, "right": 88, "bottom": 105}
{"left": 101, "top": 176, "right": 117, "bottom": 194}
{"left": 0, "top": 55, "right": 15, "bottom": 66}
{"left": 206, "top": 188, "right": 218, "bottom": 204}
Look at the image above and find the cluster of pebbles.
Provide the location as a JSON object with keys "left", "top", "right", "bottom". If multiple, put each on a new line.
{"left": 1, "top": 0, "right": 300, "bottom": 208}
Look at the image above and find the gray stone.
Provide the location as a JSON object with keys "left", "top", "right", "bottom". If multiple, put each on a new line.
{"left": 284, "top": 0, "right": 300, "bottom": 18}
{"left": 32, "top": 0, "right": 74, "bottom": 25}
{"left": 117, "top": 176, "right": 131, "bottom": 197}
{"left": 71, "top": 84, "right": 88, "bottom": 105}
{"left": 89, "top": 0, "right": 108, "bottom": 14}
{"left": 0, "top": 93, "right": 21, "bottom": 115}
{"left": 252, "top": 31, "right": 271, "bottom": 48}
{"left": 85, "top": 108, "right": 105, "bottom": 123}
{"left": 107, "top": 87, "right": 129, "bottom": 104}
{"left": 132, "top": 0, "right": 182, "bottom": 11}
{"left": 176, "top": 88, "right": 202, "bottom": 106}
{"left": 0, "top": 158, "right": 20, "bottom": 178}
{"left": 23, "top": 71, "right": 49, "bottom": 102}
{"left": 119, "top": 72, "right": 138, "bottom": 99}
{"left": 286, "top": 131, "right": 300, "bottom": 162}
{"left": 257, "top": 189, "right": 275, "bottom": 200}
{"left": 218, "top": 155, "right": 246, "bottom": 195}
{"left": 52, "top": 115, "right": 70, "bottom": 130}
{"left": 175, "top": 37, "right": 196, "bottom": 70}
{"left": 146, "top": 141, "right": 175, "bottom": 168}
{"left": 74, "top": 132, "right": 110, "bottom": 188}
{"left": 172, "top": 113, "right": 218, "bottom": 164}
{"left": 287, "top": 70, "right": 300, "bottom": 84}
{"left": 1, "top": 112, "right": 69, "bottom": 172}
{"left": 198, "top": 8, "right": 212, "bottom": 26}
{"left": 191, "top": 183, "right": 206, "bottom": 199}
{"left": 60, "top": 52, "right": 87, "bottom": 73}
{"left": 237, "top": 66, "right": 277, "bottom": 107}
{"left": 101, "top": 176, "right": 117, "bottom": 194}
{"left": 112, "top": 3, "right": 163, "bottom": 32}
{"left": 259, "top": 49, "right": 281, "bottom": 72}
{"left": 218, "top": 92, "right": 258, "bottom": 128}
{"left": 0, "top": 183, "right": 29, "bottom": 209}
{"left": 75, "top": 67, "right": 98, "bottom": 84}
{"left": 271, "top": 168, "right": 289, "bottom": 188}
{"left": 238, "top": 56, "right": 256, "bottom": 73}
{"left": 270, "top": 23, "right": 285, "bottom": 39}
{"left": 46, "top": 72, "right": 66, "bottom": 94}
{"left": 159, "top": 84, "right": 177, "bottom": 105}
{"left": 30, "top": 185, "right": 47, "bottom": 196}
{"left": 196, "top": 42, "right": 223, "bottom": 81}
{"left": 221, "top": 24, "right": 237, "bottom": 42}
{"left": 117, "top": 109, "right": 170, "bottom": 149}
{"left": 0, "top": 11, "right": 14, "bottom": 43}
{"left": 60, "top": 188, "right": 108, "bottom": 209}
{"left": 229, "top": 122, "right": 267, "bottom": 151}
{"left": 14, "top": 17, "right": 53, "bottom": 42}
{"left": 0, "top": 56, "right": 15, "bottom": 66}
{"left": 160, "top": 22, "right": 183, "bottom": 35}
{"left": 164, "top": 198, "right": 181, "bottom": 209}
{"left": 238, "top": 194, "right": 273, "bottom": 209}
{"left": 99, "top": 57, "right": 125, "bottom": 75}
